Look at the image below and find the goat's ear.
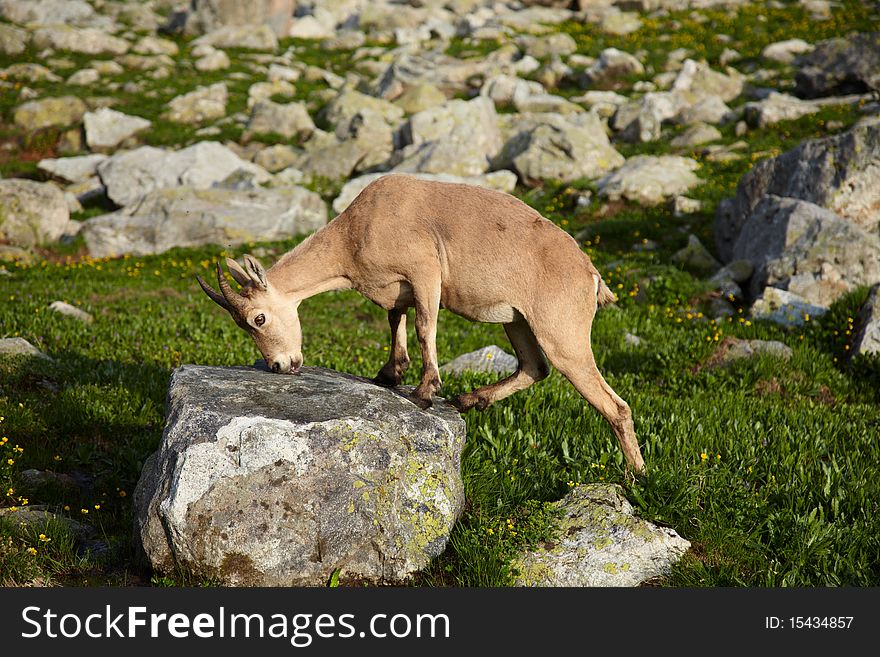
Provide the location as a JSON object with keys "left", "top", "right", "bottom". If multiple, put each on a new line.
{"left": 243, "top": 254, "right": 268, "bottom": 290}
{"left": 225, "top": 257, "right": 250, "bottom": 287}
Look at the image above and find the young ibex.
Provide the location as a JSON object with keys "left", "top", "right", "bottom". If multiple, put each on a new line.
{"left": 197, "top": 174, "right": 645, "bottom": 472}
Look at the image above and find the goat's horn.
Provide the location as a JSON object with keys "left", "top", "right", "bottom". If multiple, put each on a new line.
{"left": 216, "top": 261, "right": 248, "bottom": 313}
{"left": 195, "top": 274, "right": 231, "bottom": 311}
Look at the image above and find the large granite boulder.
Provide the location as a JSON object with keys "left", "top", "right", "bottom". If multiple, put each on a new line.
{"left": 82, "top": 185, "right": 326, "bottom": 257}
{"left": 97, "top": 142, "right": 271, "bottom": 207}
{"left": 731, "top": 196, "right": 880, "bottom": 308}
{"left": 514, "top": 484, "right": 690, "bottom": 587}
{"left": 0, "top": 179, "right": 69, "bottom": 247}
{"left": 134, "top": 365, "right": 466, "bottom": 586}
{"left": 795, "top": 33, "right": 880, "bottom": 99}
{"left": 715, "top": 116, "right": 880, "bottom": 262}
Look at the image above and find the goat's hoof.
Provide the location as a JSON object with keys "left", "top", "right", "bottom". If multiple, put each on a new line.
{"left": 372, "top": 372, "right": 399, "bottom": 387}
{"left": 411, "top": 394, "right": 433, "bottom": 410}
{"left": 450, "top": 394, "right": 476, "bottom": 413}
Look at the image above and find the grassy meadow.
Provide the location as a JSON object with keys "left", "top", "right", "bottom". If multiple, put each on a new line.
{"left": 1, "top": 0, "right": 879, "bottom": 586}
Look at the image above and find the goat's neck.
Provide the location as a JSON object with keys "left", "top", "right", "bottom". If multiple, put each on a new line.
{"left": 267, "top": 226, "right": 352, "bottom": 301}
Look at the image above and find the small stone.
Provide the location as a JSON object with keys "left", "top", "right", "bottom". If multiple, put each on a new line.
{"left": 440, "top": 346, "right": 518, "bottom": 376}
{"left": 670, "top": 195, "right": 703, "bottom": 216}
{"left": 67, "top": 68, "right": 99, "bottom": 86}
{"left": 853, "top": 285, "right": 880, "bottom": 357}
{"left": 195, "top": 49, "right": 231, "bottom": 72}
{"left": 513, "top": 484, "right": 690, "bottom": 587}
{"left": 84, "top": 108, "right": 151, "bottom": 151}
{"left": 707, "top": 337, "right": 793, "bottom": 367}
{"left": 671, "top": 234, "right": 720, "bottom": 275}
{"left": 751, "top": 288, "right": 828, "bottom": 326}
{"left": 48, "top": 301, "right": 92, "bottom": 323}
{"left": 0, "top": 337, "right": 50, "bottom": 360}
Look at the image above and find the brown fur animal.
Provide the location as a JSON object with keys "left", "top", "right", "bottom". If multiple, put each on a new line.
{"left": 197, "top": 174, "right": 645, "bottom": 472}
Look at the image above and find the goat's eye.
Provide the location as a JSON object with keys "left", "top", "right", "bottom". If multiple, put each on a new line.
{"left": 254, "top": 314, "right": 265, "bottom": 327}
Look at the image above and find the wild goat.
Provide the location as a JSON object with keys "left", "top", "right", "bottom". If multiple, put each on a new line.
{"left": 197, "top": 174, "right": 645, "bottom": 472}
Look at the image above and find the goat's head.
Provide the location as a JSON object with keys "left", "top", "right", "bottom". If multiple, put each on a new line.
{"left": 196, "top": 255, "right": 303, "bottom": 375}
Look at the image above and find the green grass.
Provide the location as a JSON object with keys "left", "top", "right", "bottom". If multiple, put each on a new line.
{"left": 2, "top": 0, "right": 880, "bottom": 586}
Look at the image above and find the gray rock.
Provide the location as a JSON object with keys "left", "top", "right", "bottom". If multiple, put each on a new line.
{"left": 711, "top": 259, "right": 754, "bottom": 285}
{"left": 624, "top": 333, "right": 643, "bottom": 347}
{"left": 732, "top": 196, "right": 880, "bottom": 307}
{"left": 0, "top": 506, "right": 93, "bottom": 540}
{"left": 247, "top": 80, "right": 296, "bottom": 108}
{"left": 599, "top": 10, "right": 642, "bottom": 36}
{"left": 332, "top": 171, "right": 518, "bottom": 214}
{"left": 612, "top": 91, "right": 684, "bottom": 143}
{"left": 84, "top": 108, "right": 151, "bottom": 151}
{"left": 393, "top": 83, "right": 448, "bottom": 115}
{"left": 762, "top": 38, "right": 814, "bottom": 64}
{"left": 134, "top": 364, "right": 465, "bottom": 586}
{"left": 672, "top": 59, "right": 743, "bottom": 103}
{"left": 13, "top": 96, "right": 88, "bottom": 131}
{"left": 498, "top": 112, "right": 624, "bottom": 184}
{"left": 597, "top": 155, "right": 701, "bottom": 206}
{"left": 192, "top": 24, "right": 279, "bottom": 51}
{"left": 0, "top": 23, "right": 28, "bottom": 55}
{"left": 66, "top": 68, "right": 99, "bottom": 86}
{"left": 83, "top": 185, "right": 326, "bottom": 257}
{"left": 672, "top": 234, "right": 720, "bottom": 275}
{"left": 97, "top": 142, "right": 271, "bottom": 207}
{"left": 48, "top": 301, "right": 92, "bottom": 323}
{"left": 0, "top": 0, "right": 95, "bottom": 26}
{"left": 0, "top": 179, "right": 69, "bottom": 247}
{"left": 0, "top": 337, "right": 50, "bottom": 360}
{"left": 581, "top": 48, "right": 644, "bottom": 88}
{"left": 518, "top": 32, "right": 577, "bottom": 59}
{"left": 795, "top": 33, "right": 880, "bottom": 98}
{"left": 675, "top": 94, "right": 733, "bottom": 125}
{"left": 513, "top": 484, "right": 690, "bottom": 587}
{"left": 18, "top": 468, "right": 79, "bottom": 491}
{"left": 853, "top": 285, "right": 880, "bottom": 357}
{"left": 670, "top": 122, "right": 721, "bottom": 148}
{"left": 1, "top": 62, "right": 61, "bottom": 83}
{"left": 319, "top": 90, "right": 404, "bottom": 134}
{"left": 751, "top": 287, "right": 828, "bottom": 326}
{"left": 195, "top": 49, "right": 231, "bottom": 72}
{"left": 513, "top": 93, "right": 583, "bottom": 115}
{"left": 289, "top": 15, "right": 334, "bottom": 39}
{"left": 133, "top": 35, "right": 179, "bottom": 56}
{"left": 394, "top": 97, "right": 502, "bottom": 177}
{"left": 293, "top": 132, "right": 369, "bottom": 181}
{"left": 246, "top": 100, "right": 315, "bottom": 140}
{"left": 32, "top": 25, "right": 129, "bottom": 55}
{"left": 253, "top": 144, "right": 299, "bottom": 173}
{"left": 708, "top": 337, "right": 793, "bottom": 366}
{"left": 440, "top": 346, "right": 518, "bottom": 376}
{"left": 480, "top": 74, "right": 544, "bottom": 108}
{"left": 185, "top": 0, "right": 294, "bottom": 38}
{"left": 743, "top": 92, "right": 818, "bottom": 129}
{"left": 164, "top": 82, "right": 228, "bottom": 124}
{"left": 38, "top": 154, "right": 108, "bottom": 183}
{"left": 670, "top": 195, "right": 703, "bottom": 216}
{"left": 321, "top": 29, "right": 366, "bottom": 51}
{"left": 715, "top": 116, "right": 880, "bottom": 261}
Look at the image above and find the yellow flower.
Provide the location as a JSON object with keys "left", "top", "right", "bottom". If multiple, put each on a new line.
{"left": 118, "top": 490, "right": 127, "bottom": 498}
{"left": 39, "top": 534, "right": 50, "bottom": 543}
{"left": 26, "top": 547, "right": 37, "bottom": 556}
{"left": 81, "top": 508, "right": 89, "bottom": 515}
{"left": 6, "top": 459, "right": 13, "bottom": 466}
{"left": 700, "top": 452, "right": 708, "bottom": 462}
{"left": 94, "top": 504, "right": 101, "bottom": 510}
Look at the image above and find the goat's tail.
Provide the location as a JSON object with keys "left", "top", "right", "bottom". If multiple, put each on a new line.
{"left": 593, "top": 273, "right": 617, "bottom": 307}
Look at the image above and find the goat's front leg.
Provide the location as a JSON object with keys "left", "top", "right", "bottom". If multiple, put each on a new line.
{"left": 373, "top": 308, "right": 410, "bottom": 387}
{"left": 411, "top": 284, "right": 442, "bottom": 409}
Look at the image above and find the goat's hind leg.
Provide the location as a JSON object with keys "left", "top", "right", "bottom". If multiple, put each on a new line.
{"left": 452, "top": 320, "right": 549, "bottom": 412}
{"left": 534, "top": 315, "right": 645, "bottom": 473}
{"left": 373, "top": 308, "right": 410, "bottom": 387}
